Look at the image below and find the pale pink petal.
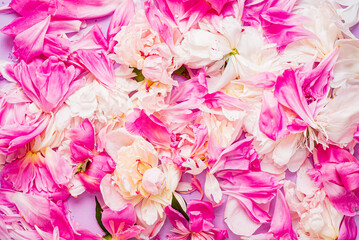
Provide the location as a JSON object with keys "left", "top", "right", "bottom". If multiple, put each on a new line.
{"left": 44, "top": 148, "right": 72, "bottom": 186}
{"left": 204, "top": 91, "right": 248, "bottom": 110}
{"left": 224, "top": 196, "right": 262, "bottom": 236}
{"left": 100, "top": 174, "right": 127, "bottom": 211}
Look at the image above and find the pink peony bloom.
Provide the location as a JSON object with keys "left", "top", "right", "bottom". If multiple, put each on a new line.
{"left": 0, "top": 90, "right": 50, "bottom": 155}
{"left": 2, "top": 148, "right": 72, "bottom": 201}
{"left": 165, "top": 199, "right": 228, "bottom": 240}
{"left": 102, "top": 204, "right": 144, "bottom": 240}
{"left": 11, "top": 56, "right": 81, "bottom": 113}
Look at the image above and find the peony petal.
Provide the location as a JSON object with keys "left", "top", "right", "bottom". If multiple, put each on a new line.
{"left": 13, "top": 16, "right": 50, "bottom": 62}
{"left": 76, "top": 49, "right": 115, "bottom": 88}
{"left": 338, "top": 216, "right": 357, "bottom": 240}
{"left": 224, "top": 196, "right": 262, "bottom": 236}
{"left": 259, "top": 90, "right": 289, "bottom": 141}
{"left": 125, "top": 108, "right": 172, "bottom": 148}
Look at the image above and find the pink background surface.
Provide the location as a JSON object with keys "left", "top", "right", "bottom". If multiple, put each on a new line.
{"left": 0, "top": 0, "right": 359, "bottom": 239}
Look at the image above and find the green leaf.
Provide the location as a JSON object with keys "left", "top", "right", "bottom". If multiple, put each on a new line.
{"left": 133, "top": 68, "right": 145, "bottom": 82}
{"left": 173, "top": 65, "right": 186, "bottom": 75}
{"left": 103, "top": 235, "right": 112, "bottom": 240}
{"left": 95, "top": 197, "right": 111, "bottom": 236}
{"left": 171, "top": 194, "right": 189, "bottom": 221}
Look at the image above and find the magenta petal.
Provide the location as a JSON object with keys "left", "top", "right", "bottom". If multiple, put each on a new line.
{"left": 76, "top": 49, "right": 116, "bottom": 88}
{"left": 301, "top": 49, "right": 338, "bottom": 104}
{"left": 107, "top": 0, "right": 135, "bottom": 40}
{"left": 13, "top": 57, "right": 79, "bottom": 113}
{"left": 165, "top": 205, "right": 189, "bottom": 230}
{"left": 13, "top": 15, "right": 50, "bottom": 62}
{"left": 43, "top": 34, "right": 72, "bottom": 61}
{"left": 102, "top": 203, "right": 139, "bottom": 235}
{"left": 269, "top": 191, "right": 297, "bottom": 239}
{"left": 316, "top": 144, "right": 357, "bottom": 164}
{"left": 79, "top": 153, "right": 115, "bottom": 192}
{"left": 71, "top": 25, "right": 108, "bottom": 52}
{"left": 125, "top": 108, "right": 172, "bottom": 148}
{"left": 274, "top": 69, "right": 316, "bottom": 127}
{"left": 338, "top": 216, "right": 357, "bottom": 240}
{"left": 68, "top": 119, "right": 95, "bottom": 150}
{"left": 259, "top": 90, "right": 289, "bottom": 140}
{"left": 187, "top": 200, "right": 215, "bottom": 232}
{"left": 10, "top": 191, "right": 74, "bottom": 239}
{"left": 0, "top": 115, "right": 50, "bottom": 155}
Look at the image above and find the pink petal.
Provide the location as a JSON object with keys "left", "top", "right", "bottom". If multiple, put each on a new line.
{"left": 71, "top": 25, "right": 108, "bottom": 52}
{"left": 107, "top": 0, "right": 135, "bottom": 43}
{"left": 125, "top": 108, "right": 172, "bottom": 148}
{"left": 43, "top": 34, "right": 72, "bottom": 61}
{"left": 164, "top": 205, "right": 189, "bottom": 230}
{"left": 187, "top": 200, "right": 215, "bottom": 232}
{"left": 10, "top": 191, "right": 74, "bottom": 239}
{"left": 274, "top": 69, "right": 315, "bottom": 128}
{"left": 204, "top": 91, "right": 248, "bottom": 110}
{"left": 10, "top": 0, "right": 125, "bottom": 19}
{"left": 260, "top": 8, "right": 315, "bottom": 52}
{"left": 13, "top": 15, "right": 50, "bottom": 62}
{"left": 269, "top": 191, "right": 297, "bottom": 239}
{"left": 79, "top": 153, "right": 115, "bottom": 192}
{"left": 0, "top": 114, "right": 50, "bottom": 155}
{"left": 259, "top": 90, "right": 289, "bottom": 140}
{"left": 68, "top": 119, "right": 95, "bottom": 151}
{"left": 75, "top": 49, "right": 115, "bottom": 88}
{"left": 102, "top": 203, "right": 143, "bottom": 238}
{"left": 301, "top": 49, "right": 339, "bottom": 104}
{"left": 338, "top": 216, "right": 357, "bottom": 240}
{"left": 13, "top": 57, "right": 80, "bottom": 113}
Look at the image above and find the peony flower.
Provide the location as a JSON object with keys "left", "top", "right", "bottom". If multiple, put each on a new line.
{"left": 100, "top": 128, "right": 181, "bottom": 228}
{"left": 112, "top": 10, "right": 178, "bottom": 86}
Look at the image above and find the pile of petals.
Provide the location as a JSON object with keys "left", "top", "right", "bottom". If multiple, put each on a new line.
{"left": 0, "top": 0, "right": 359, "bottom": 239}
